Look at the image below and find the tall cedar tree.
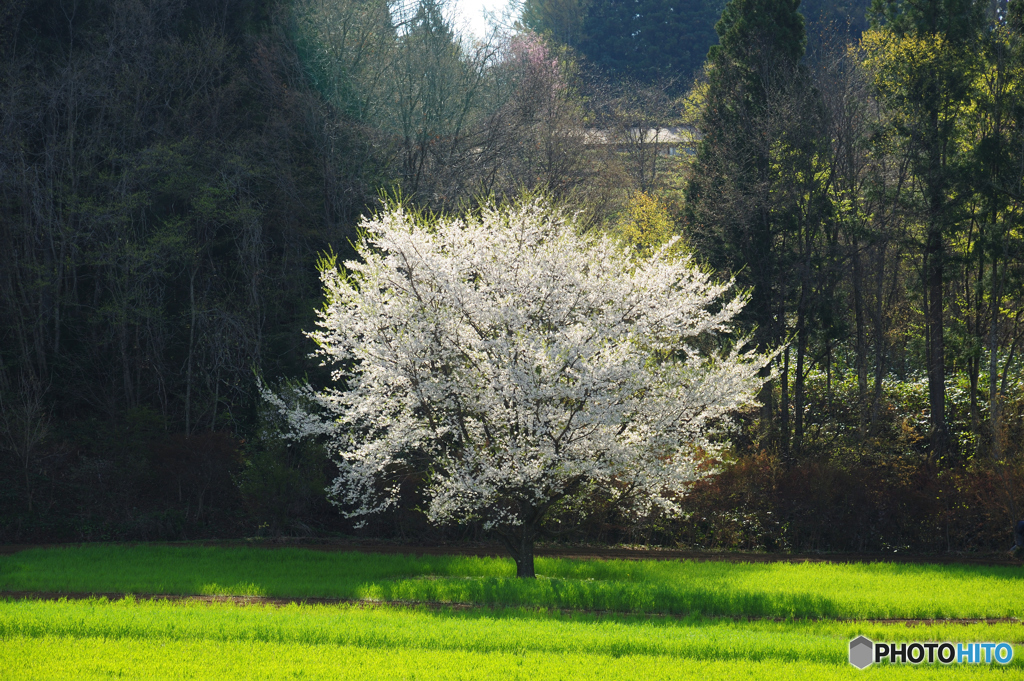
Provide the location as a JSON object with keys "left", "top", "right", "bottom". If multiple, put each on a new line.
{"left": 520, "top": 0, "right": 592, "bottom": 47}
{"left": 684, "top": 0, "right": 811, "bottom": 431}
{"left": 573, "top": 0, "right": 722, "bottom": 85}
{"left": 867, "top": 0, "right": 983, "bottom": 460}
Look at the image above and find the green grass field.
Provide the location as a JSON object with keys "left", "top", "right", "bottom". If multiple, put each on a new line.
{"left": 3, "top": 544, "right": 1024, "bottom": 618}
{"left": 1, "top": 598, "right": 1023, "bottom": 679}
{"left": 1, "top": 545, "right": 1023, "bottom": 679}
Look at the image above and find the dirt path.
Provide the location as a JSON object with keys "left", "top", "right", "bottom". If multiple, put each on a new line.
{"left": 1, "top": 590, "right": 1021, "bottom": 626}
{"left": 2, "top": 539, "right": 1020, "bottom": 566}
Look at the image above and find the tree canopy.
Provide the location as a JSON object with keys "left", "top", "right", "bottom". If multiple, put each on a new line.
{"left": 577, "top": 0, "right": 723, "bottom": 85}
{"left": 266, "top": 200, "right": 768, "bottom": 576}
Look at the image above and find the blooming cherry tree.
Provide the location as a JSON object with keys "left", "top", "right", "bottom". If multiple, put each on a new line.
{"left": 266, "top": 200, "right": 769, "bottom": 577}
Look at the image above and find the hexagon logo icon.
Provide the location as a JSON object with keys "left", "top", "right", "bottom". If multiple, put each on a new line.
{"left": 849, "top": 636, "right": 874, "bottom": 669}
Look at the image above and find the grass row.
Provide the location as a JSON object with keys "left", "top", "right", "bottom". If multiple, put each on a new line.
{"left": 3, "top": 545, "right": 1024, "bottom": 619}
{"left": 1, "top": 598, "right": 1022, "bottom": 680}
{"left": 10, "top": 635, "right": 1000, "bottom": 681}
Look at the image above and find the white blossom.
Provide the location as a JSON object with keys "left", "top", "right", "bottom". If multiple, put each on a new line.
{"left": 265, "top": 199, "right": 770, "bottom": 534}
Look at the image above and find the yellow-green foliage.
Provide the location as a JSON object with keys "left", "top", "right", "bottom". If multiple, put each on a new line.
{"left": 862, "top": 28, "right": 948, "bottom": 96}
{"left": 1, "top": 599, "right": 1021, "bottom": 680}
{"left": 860, "top": 27, "right": 977, "bottom": 156}
{"left": 3, "top": 545, "right": 1024, "bottom": 619}
{"left": 616, "top": 192, "right": 685, "bottom": 258}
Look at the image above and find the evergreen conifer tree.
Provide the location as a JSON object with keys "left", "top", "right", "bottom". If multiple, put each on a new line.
{"left": 571, "top": 0, "right": 722, "bottom": 85}
{"left": 864, "top": 0, "right": 983, "bottom": 459}
{"left": 685, "top": 0, "right": 821, "bottom": 435}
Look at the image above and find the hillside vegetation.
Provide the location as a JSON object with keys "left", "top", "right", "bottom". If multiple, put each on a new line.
{"left": 2, "top": 0, "right": 1024, "bottom": 556}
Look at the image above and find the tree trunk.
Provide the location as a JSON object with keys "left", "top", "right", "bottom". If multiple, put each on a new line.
{"left": 186, "top": 269, "right": 197, "bottom": 436}
{"left": 988, "top": 258, "right": 1017, "bottom": 523}
{"left": 751, "top": 201, "right": 776, "bottom": 429}
{"left": 780, "top": 345, "right": 790, "bottom": 457}
{"left": 852, "top": 241, "right": 868, "bottom": 439}
{"left": 869, "top": 242, "right": 889, "bottom": 435}
{"left": 499, "top": 523, "right": 537, "bottom": 578}
{"left": 925, "top": 220, "right": 946, "bottom": 462}
{"left": 968, "top": 252, "right": 983, "bottom": 446}
{"left": 924, "top": 98, "right": 947, "bottom": 463}
{"left": 794, "top": 272, "right": 809, "bottom": 453}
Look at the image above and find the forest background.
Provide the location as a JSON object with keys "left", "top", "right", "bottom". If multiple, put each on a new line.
{"left": 2, "top": 0, "right": 1023, "bottom": 555}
